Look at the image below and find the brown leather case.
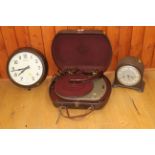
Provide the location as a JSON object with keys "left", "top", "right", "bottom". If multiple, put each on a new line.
{"left": 49, "top": 30, "right": 112, "bottom": 110}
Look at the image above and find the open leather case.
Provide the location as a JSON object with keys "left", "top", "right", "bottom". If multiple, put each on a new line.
{"left": 49, "top": 30, "right": 112, "bottom": 119}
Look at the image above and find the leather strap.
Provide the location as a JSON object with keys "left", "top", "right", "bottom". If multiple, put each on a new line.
{"left": 56, "top": 105, "right": 94, "bottom": 123}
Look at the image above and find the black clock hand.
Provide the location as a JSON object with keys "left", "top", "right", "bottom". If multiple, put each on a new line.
{"left": 11, "top": 66, "right": 30, "bottom": 72}
{"left": 18, "top": 66, "right": 30, "bottom": 76}
{"left": 11, "top": 68, "right": 25, "bottom": 72}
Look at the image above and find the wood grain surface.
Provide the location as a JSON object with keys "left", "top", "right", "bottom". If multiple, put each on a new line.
{"left": 0, "top": 26, "right": 155, "bottom": 78}
{"left": 0, "top": 29, "right": 8, "bottom": 78}
{"left": 141, "top": 26, "right": 155, "bottom": 67}
{"left": 0, "top": 69, "right": 155, "bottom": 128}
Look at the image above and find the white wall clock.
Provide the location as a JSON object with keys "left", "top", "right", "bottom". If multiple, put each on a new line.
{"left": 7, "top": 47, "right": 48, "bottom": 89}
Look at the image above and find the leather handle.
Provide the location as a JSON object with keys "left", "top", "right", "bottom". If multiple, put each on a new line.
{"left": 58, "top": 105, "right": 94, "bottom": 119}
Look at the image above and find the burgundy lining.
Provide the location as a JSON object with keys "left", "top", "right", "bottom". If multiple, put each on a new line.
{"left": 54, "top": 74, "right": 93, "bottom": 97}
{"left": 52, "top": 33, "right": 112, "bottom": 72}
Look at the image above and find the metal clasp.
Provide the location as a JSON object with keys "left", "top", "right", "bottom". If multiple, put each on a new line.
{"left": 77, "top": 29, "right": 85, "bottom": 33}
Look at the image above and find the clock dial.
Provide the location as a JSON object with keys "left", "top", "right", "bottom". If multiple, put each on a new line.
{"left": 7, "top": 48, "right": 47, "bottom": 88}
{"left": 117, "top": 65, "right": 141, "bottom": 86}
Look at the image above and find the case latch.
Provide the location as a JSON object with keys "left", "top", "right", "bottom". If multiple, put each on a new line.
{"left": 77, "top": 29, "right": 85, "bottom": 33}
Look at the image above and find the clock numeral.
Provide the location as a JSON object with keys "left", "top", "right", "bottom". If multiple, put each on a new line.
{"left": 20, "top": 77, "right": 23, "bottom": 81}
{"left": 131, "top": 76, "right": 134, "bottom": 80}
{"left": 14, "top": 60, "right": 18, "bottom": 64}
{"left": 35, "top": 59, "right": 38, "bottom": 63}
{"left": 23, "top": 54, "right": 27, "bottom": 59}
{"left": 19, "top": 56, "right": 22, "bottom": 60}
{"left": 38, "top": 66, "right": 41, "bottom": 70}
{"left": 36, "top": 72, "right": 39, "bottom": 76}
{"left": 32, "top": 76, "right": 35, "bottom": 81}
{"left": 14, "top": 73, "right": 17, "bottom": 77}
{"left": 11, "top": 67, "right": 15, "bottom": 72}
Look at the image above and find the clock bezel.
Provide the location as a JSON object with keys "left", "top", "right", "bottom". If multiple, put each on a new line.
{"left": 7, "top": 47, "right": 48, "bottom": 89}
{"left": 116, "top": 65, "right": 141, "bottom": 87}
{"left": 113, "top": 56, "right": 145, "bottom": 92}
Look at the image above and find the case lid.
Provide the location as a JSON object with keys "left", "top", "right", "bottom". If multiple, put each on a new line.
{"left": 52, "top": 30, "right": 112, "bottom": 73}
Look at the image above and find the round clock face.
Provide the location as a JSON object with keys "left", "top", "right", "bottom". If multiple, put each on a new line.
{"left": 117, "top": 65, "right": 141, "bottom": 86}
{"left": 7, "top": 48, "right": 47, "bottom": 87}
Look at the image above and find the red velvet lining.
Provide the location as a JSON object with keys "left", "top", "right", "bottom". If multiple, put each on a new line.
{"left": 54, "top": 74, "right": 93, "bottom": 97}
{"left": 52, "top": 33, "right": 112, "bottom": 72}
